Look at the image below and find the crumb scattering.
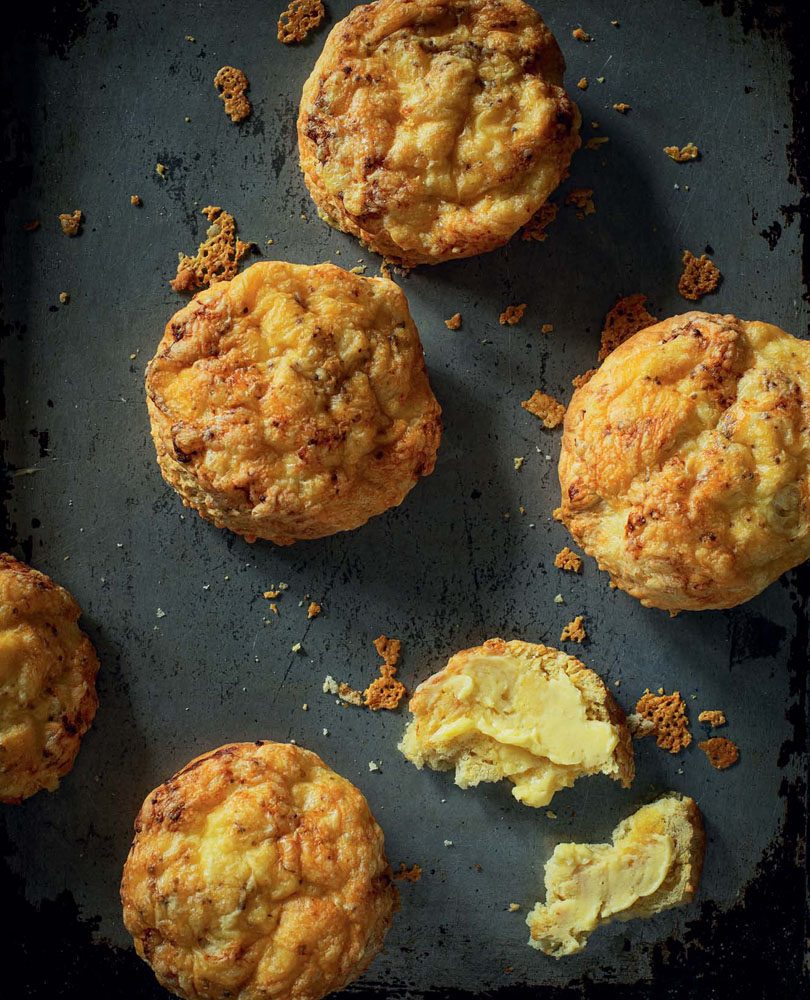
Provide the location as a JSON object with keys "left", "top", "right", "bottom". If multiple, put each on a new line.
{"left": 365, "top": 635, "right": 406, "bottom": 711}
{"left": 664, "top": 143, "right": 699, "bottom": 163}
{"left": 521, "top": 390, "right": 566, "bottom": 429}
{"left": 58, "top": 210, "right": 82, "bottom": 237}
{"left": 307, "top": 601, "right": 322, "bottom": 619}
{"left": 170, "top": 205, "right": 252, "bottom": 293}
{"left": 572, "top": 27, "right": 591, "bottom": 42}
{"left": 699, "top": 736, "right": 739, "bottom": 770}
{"left": 499, "top": 303, "right": 527, "bottom": 326}
{"left": 560, "top": 615, "right": 586, "bottom": 643}
{"left": 635, "top": 690, "right": 692, "bottom": 753}
{"left": 278, "top": 0, "right": 325, "bottom": 44}
{"left": 678, "top": 250, "right": 721, "bottom": 301}
{"left": 613, "top": 102, "right": 631, "bottom": 114}
{"left": 444, "top": 312, "right": 462, "bottom": 330}
{"left": 698, "top": 709, "right": 726, "bottom": 728}
{"left": 521, "top": 202, "right": 558, "bottom": 242}
{"left": 554, "top": 547, "right": 582, "bottom": 573}
{"left": 394, "top": 863, "right": 422, "bottom": 883}
{"left": 599, "top": 293, "right": 656, "bottom": 361}
{"left": 214, "top": 66, "right": 251, "bottom": 123}
{"left": 565, "top": 188, "right": 595, "bottom": 218}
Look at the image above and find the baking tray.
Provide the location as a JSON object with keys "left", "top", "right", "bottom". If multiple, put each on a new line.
{"left": 1, "top": 1, "right": 808, "bottom": 997}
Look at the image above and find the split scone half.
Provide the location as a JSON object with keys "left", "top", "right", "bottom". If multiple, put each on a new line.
{"left": 145, "top": 261, "right": 441, "bottom": 544}
{"left": 559, "top": 312, "right": 810, "bottom": 611}
{"left": 527, "top": 793, "right": 705, "bottom": 956}
{"left": 298, "top": 0, "right": 581, "bottom": 266}
{"left": 121, "top": 741, "right": 399, "bottom": 1000}
{"left": 0, "top": 553, "right": 99, "bottom": 803}
{"left": 398, "top": 638, "right": 633, "bottom": 807}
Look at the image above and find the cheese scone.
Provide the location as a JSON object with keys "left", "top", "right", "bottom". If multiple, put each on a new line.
{"left": 145, "top": 261, "right": 441, "bottom": 544}
{"left": 559, "top": 312, "right": 810, "bottom": 611}
{"left": 0, "top": 554, "right": 99, "bottom": 803}
{"left": 527, "top": 793, "right": 705, "bottom": 956}
{"left": 121, "top": 742, "right": 398, "bottom": 1000}
{"left": 398, "top": 638, "right": 633, "bottom": 807}
{"left": 298, "top": 0, "right": 580, "bottom": 266}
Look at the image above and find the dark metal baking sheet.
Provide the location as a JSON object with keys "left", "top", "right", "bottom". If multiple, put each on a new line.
{"left": 1, "top": 1, "right": 808, "bottom": 997}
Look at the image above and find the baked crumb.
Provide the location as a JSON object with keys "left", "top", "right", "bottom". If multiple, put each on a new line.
{"left": 278, "top": 0, "right": 325, "bottom": 44}
{"left": 263, "top": 589, "right": 281, "bottom": 600}
{"left": 58, "top": 210, "right": 82, "bottom": 237}
{"left": 572, "top": 368, "right": 597, "bottom": 389}
{"left": 585, "top": 136, "right": 610, "bottom": 151}
{"left": 130, "top": 194, "right": 142, "bottom": 207}
{"left": 664, "top": 143, "right": 699, "bottom": 163}
{"left": 23, "top": 219, "right": 40, "bottom": 232}
{"left": 170, "top": 205, "right": 252, "bottom": 293}
{"left": 322, "top": 675, "right": 339, "bottom": 695}
{"left": 699, "top": 736, "right": 739, "bottom": 770}
{"left": 156, "top": 163, "right": 167, "bottom": 178}
{"left": 214, "top": 66, "right": 251, "bottom": 123}
{"left": 540, "top": 323, "right": 554, "bottom": 334}
{"left": 307, "top": 601, "right": 322, "bottom": 619}
{"left": 560, "top": 615, "right": 586, "bottom": 643}
{"left": 635, "top": 690, "right": 692, "bottom": 753}
{"left": 499, "top": 303, "right": 527, "bottom": 326}
{"left": 521, "top": 390, "right": 566, "bottom": 429}
{"left": 338, "top": 682, "right": 365, "bottom": 707}
{"left": 521, "top": 202, "right": 558, "bottom": 242}
{"left": 508, "top": 902, "right": 521, "bottom": 912}
{"left": 599, "top": 293, "right": 656, "bottom": 362}
{"left": 564, "top": 188, "right": 595, "bottom": 218}
{"left": 613, "top": 102, "right": 631, "bottom": 114}
{"left": 572, "top": 27, "right": 591, "bottom": 42}
{"left": 554, "top": 547, "right": 582, "bottom": 573}
{"left": 59, "top": 291, "right": 70, "bottom": 304}
{"left": 678, "top": 250, "right": 721, "bottom": 301}
{"left": 393, "top": 863, "right": 422, "bottom": 883}
{"left": 698, "top": 709, "right": 726, "bottom": 728}
{"left": 444, "top": 312, "right": 462, "bottom": 330}
{"left": 577, "top": 77, "right": 588, "bottom": 90}
{"left": 513, "top": 456, "right": 525, "bottom": 471}
{"left": 365, "top": 635, "right": 406, "bottom": 711}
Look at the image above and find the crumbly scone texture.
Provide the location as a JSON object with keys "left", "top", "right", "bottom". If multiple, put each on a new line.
{"left": 558, "top": 312, "right": 810, "bottom": 611}
{"left": 146, "top": 261, "right": 442, "bottom": 544}
{"left": 399, "top": 638, "right": 634, "bottom": 803}
{"left": 0, "top": 554, "right": 99, "bottom": 803}
{"left": 298, "top": 0, "right": 580, "bottom": 266}
{"left": 121, "top": 741, "right": 399, "bottom": 1000}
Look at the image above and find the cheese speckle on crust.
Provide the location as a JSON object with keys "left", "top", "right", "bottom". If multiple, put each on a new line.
{"left": 298, "top": 0, "right": 580, "bottom": 267}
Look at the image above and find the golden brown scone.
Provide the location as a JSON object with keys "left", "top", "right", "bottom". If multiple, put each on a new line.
{"left": 0, "top": 554, "right": 99, "bottom": 803}
{"left": 145, "top": 261, "right": 441, "bottom": 544}
{"left": 298, "top": 0, "right": 580, "bottom": 267}
{"left": 527, "top": 793, "right": 705, "bottom": 956}
{"left": 121, "top": 741, "right": 399, "bottom": 1000}
{"left": 399, "top": 638, "right": 633, "bottom": 807}
{"left": 558, "top": 312, "right": 810, "bottom": 611}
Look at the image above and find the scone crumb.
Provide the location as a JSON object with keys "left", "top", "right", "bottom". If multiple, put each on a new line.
{"left": 540, "top": 323, "right": 554, "bottom": 334}
{"left": 500, "top": 303, "right": 527, "bottom": 326}
{"left": 513, "top": 456, "right": 524, "bottom": 471}
{"left": 263, "top": 589, "right": 281, "bottom": 600}
{"left": 553, "top": 594, "right": 564, "bottom": 604}
{"left": 577, "top": 77, "right": 588, "bottom": 90}
{"left": 59, "top": 291, "right": 70, "bottom": 304}
{"left": 635, "top": 690, "right": 692, "bottom": 753}
{"left": 338, "top": 682, "right": 365, "bottom": 707}
{"left": 572, "top": 27, "right": 591, "bottom": 42}
{"left": 565, "top": 188, "right": 595, "bottom": 218}
{"left": 521, "top": 390, "right": 566, "bottom": 428}
{"left": 130, "top": 194, "right": 142, "bottom": 207}
{"left": 170, "top": 205, "right": 252, "bottom": 293}
{"left": 554, "top": 547, "right": 582, "bottom": 573}
{"left": 368, "top": 760, "right": 380, "bottom": 771}
{"left": 307, "top": 601, "right": 322, "bottom": 619}
{"left": 322, "top": 675, "right": 339, "bottom": 695}
{"left": 278, "top": 0, "right": 325, "bottom": 44}
{"left": 521, "top": 202, "right": 558, "bottom": 242}
{"left": 664, "top": 143, "right": 699, "bottom": 162}
{"left": 572, "top": 368, "right": 597, "bottom": 389}
{"left": 508, "top": 902, "right": 521, "bottom": 912}
{"left": 699, "top": 736, "right": 739, "bottom": 770}
{"left": 560, "top": 615, "right": 586, "bottom": 643}
{"left": 214, "top": 66, "right": 251, "bottom": 123}
{"left": 599, "top": 293, "right": 656, "bottom": 361}
{"left": 156, "top": 162, "right": 167, "bottom": 178}
{"left": 365, "top": 635, "right": 406, "bottom": 711}
{"left": 698, "top": 709, "right": 726, "bottom": 728}
{"left": 678, "top": 250, "right": 721, "bottom": 301}
{"left": 585, "top": 136, "right": 610, "bottom": 151}
{"left": 545, "top": 809, "right": 557, "bottom": 819}
{"left": 394, "top": 863, "right": 422, "bottom": 883}
{"left": 58, "top": 210, "right": 82, "bottom": 236}
{"left": 445, "top": 312, "right": 462, "bottom": 330}
{"left": 613, "top": 102, "right": 631, "bottom": 114}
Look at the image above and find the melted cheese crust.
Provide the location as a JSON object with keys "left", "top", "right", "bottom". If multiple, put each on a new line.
{"left": 559, "top": 312, "right": 810, "bottom": 611}
{"left": 146, "top": 261, "right": 441, "bottom": 544}
{"left": 0, "top": 554, "right": 98, "bottom": 803}
{"left": 298, "top": 0, "right": 580, "bottom": 266}
{"left": 121, "top": 742, "right": 398, "bottom": 1000}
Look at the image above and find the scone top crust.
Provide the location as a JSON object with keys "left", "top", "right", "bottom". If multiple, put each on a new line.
{"left": 146, "top": 261, "right": 441, "bottom": 544}
{"left": 399, "top": 638, "right": 634, "bottom": 807}
{"left": 298, "top": 0, "right": 580, "bottom": 266}
{"left": 0, "top": 553, "right": 99, "bottom": 803}
{"left": 121, "top": 741, "right": 398, "bottom": 1000}
{"left": 559, "top": 313, "right": 810, "bottom": 611}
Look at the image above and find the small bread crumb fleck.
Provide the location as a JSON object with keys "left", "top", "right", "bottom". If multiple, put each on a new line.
{"left": 170, "top": 205, "right": 252, "bottom": 293}
{"left": 613, "top": 102, "right": 631, "bottom": 114}
{"left": 585, "top": 136, "right": 610, "bottom": 151}
{"left": 322, "top": 675, "right": 339, "bottom": 695}
{"left": 513, "top": 456, "right": 524, "bottom": 471}
{"left": 278, "top": 0, "right": 325, "bottom": 44}
{"left": 599, "top": 293, "right": 656, "bottom": 362}
{"left": 521, "top": 390, "right": 566, "bottom": 429}
{"left": 365, "top": 635, "right": 406, "bottom": 711}
{"left": 307, "top": 601, "right": 322, "bottom": 619}
{"left": 156, "top": 162, "right": 167, "bottom": 178}
{"left": 664, "top": 143, "right": 699, "bottom": 163}
{"left": 698, "top": 709, "right": 726, "bottom": 728}
{"left": 565, "top": 188, "right": 595, "bottom": 218}
{"left": 635, "top": 690, "right": 692, "bottom": 753}
{"left": 560, "top": 615, "right": 586, "bottom": 643}
{"left": 678, "top": 250, "right": 721, "bottom": 301}
{"left": 508, "top": 902, "right": 521, "bottom": 912}
{"left": 572, "top": 27, "right": 591, "bottom": 42}
{"left": 444, "top": 312, "right": 462, "bottom": 330}
{"left": 368, "top": 760, "right": 380, "bottom": 771}
{"left": 521, "top": 202, "right": 558, "bottom": 242}
{"left": 394, "top": 863, "right": 422, "bottom": 883}
{"left": 499, "top": 303, "right": 527, "bottom": 326}
{"left": 58, "top": 210, "right": 82, "bottom": 237}
{"left": 338, "top": 682, "right": 365, "bottom": 707}
{"left": 554, "top": 547, "right": 582, "bottom": 573}
{"left": 577, "top": 77, "right": 588, "bottom": 90}
{"left": 699, "top": 736, "right": 739, "bottom": 770}
{"left": 540, "top": 323, "right": 554, "bottom": 334}
{"left": 59, "top": 291, "right": 70, "bottom": 304}
{"left": 214, "top": 66, "right": 251, "bottom": 123}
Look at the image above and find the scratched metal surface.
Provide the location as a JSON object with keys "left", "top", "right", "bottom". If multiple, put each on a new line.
{"left": 0, "top": 1, "right": 807, "bottom": 996}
